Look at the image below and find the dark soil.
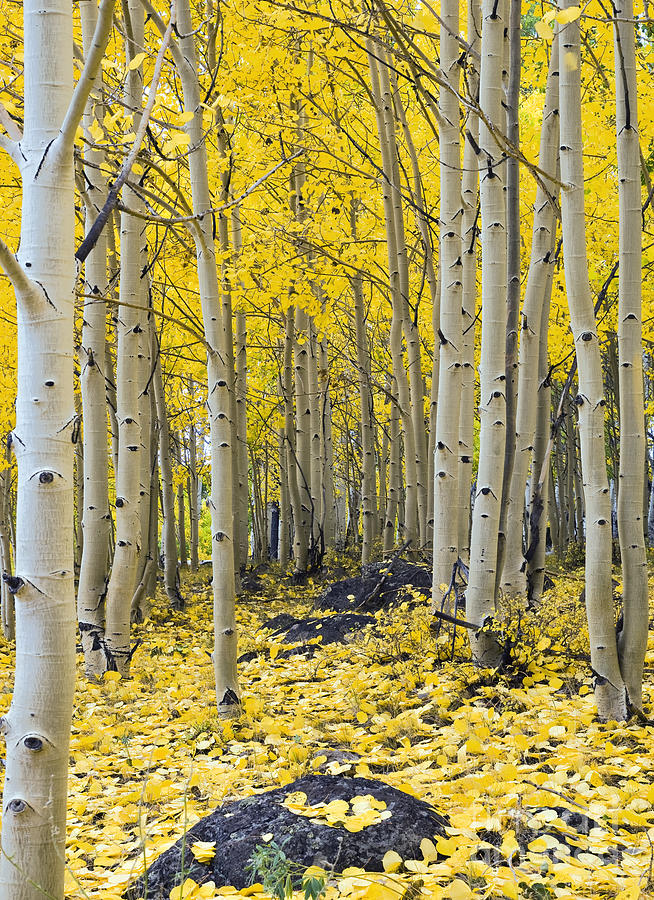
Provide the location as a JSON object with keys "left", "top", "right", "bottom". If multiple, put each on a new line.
{"left": 124, "top": 774, "right": 450, "bottom": 898}
{"left": 316, "top": 560, "right": 432, "bottom": 613}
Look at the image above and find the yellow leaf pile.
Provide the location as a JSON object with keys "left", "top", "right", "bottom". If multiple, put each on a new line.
{"left": 283, "top": 792, "right": 392, "bottom": 832}
{"left": 1, "top": 565, "right": 654, "bottom": 899}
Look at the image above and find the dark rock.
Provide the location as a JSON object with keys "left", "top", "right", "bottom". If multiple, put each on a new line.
{"left": 125, "top": 775, "right": 449, "bottom": 898}
{"left": 316, "top": 560, "right": 432, "bottom": 613}
{"left": 261, "top": 613, "right": 375, "bottom": 654}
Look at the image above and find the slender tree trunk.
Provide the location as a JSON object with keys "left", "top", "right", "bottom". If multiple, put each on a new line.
{"left": 384, "top": 392, "right": 401, "bottom": 552}
{"left": 175, "top": 0, "right": 239, "bottom": 713}
{"left": 351, "top": 201, "right": 376, "bottom": 565}
{"left": 526, "top": 262, "right": 555, "bottom": 603}
{"left": 458, "top": 0, "right": 481, "bottom": 566}
{"left": 432, "top": 0, "right": 463, "bottom": 606}
{"left": 614, "top": 0, "right": 648, "bottom": 709}
{"left": 188, "top": 414, "right": 199, "bottom": 572}
{"left": 176, "top": 434, "right": 188, "bottom": 571}
{"left": 497, "top": 0, "right": 522, "bottom": 592}
{"left": 466, "top": 0, "right": 508, "bottom": 667}
{"left": 293, "top": 306, "right": 313, "bottom": 572}
{"left": 558, "top": 1, "right": 627, "bottom": 719}
{"left": 501, "top": 44, "right": 559, "bottom": 595}
{"left": 0, "top": 440, "right": 14, "bottom": 641}
{"left": 154, "top": 353, "right": 182, "bottom": 609}
{"left": 104, "top": 0, "right": 146, "bottom": 675}
{"left": 0, "top": 0, "right": 112, "bottom": 892}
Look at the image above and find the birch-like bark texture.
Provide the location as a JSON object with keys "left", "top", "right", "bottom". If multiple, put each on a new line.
{"left": 188, "top": 392, "right": 200, "bottom": 573}
{"left": 176, "top": 435, "right": 188, "bottom": 570}
{"left": 0, "top": 440, "right": 14, "bottom": 640}
{"left": 458, "top": 0, "right": 481, "bottom": 564}
{"left": 384, "top": 391, "right": 401, "bottom": 552}
{"left": 390, "top": 70, "right": 440, "bottom": 544}
{"left": 154, "top": 347, "right": 182, "bottom": 609}
{"left": 367, "top": 42, "right": 419, "bottom": 548}
{"left": 319, "top": 336, "right": 336, "bottom": 548}
{"left": 173, "top": 0, "right": 239, "bottom": 714}
{"left": 231, "top": 210, "right": 250, "bottom": 566}
{"left": 0, "top": 0, "right": 112, "bottom": 891}
{"left": 526, "top": 257, "right": 554, "bottom": 602}
{"left": 614, "top": 0, "right": 648, "bottom": 709}
{"left": 351, "top": 201, "right": 376, "bottom": 564}
{"left": 497, "top": 0, "right": 522, "bottom": 590}
{"left": 77, "top": 0, "right": 111, "bottom": 675}
{"left": 501, "top": 43, "right": 559, "bottom": 596}
{"left": 293, "top": 306, "right": 314, "bottom": 571}
{"left": 466, "top": 0, "right": 508, "bottom": 667}
{"left": 558, "top": 3, "right": 627, "bottom": 720}
{"left": 131, "top": 311, "right": 152, "bottom": 623}
{"left": 308, "top": 322, "right": 323, "bottom": 548}
{"left": 104, "top": 0, "right": 146, "bottom": 675}
{"left": 378, "top": 54, "right": 427, "bottom": 543}
{"left": 432, "top": 0, "right": 463, "bottom": 606}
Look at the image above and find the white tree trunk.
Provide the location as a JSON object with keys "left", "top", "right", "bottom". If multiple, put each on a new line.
{"left": 432, "top": 0, "right": 463, "bottom": 606}
{"left": 614, "top": 0, "right": 648, "bottom": 709}
{"left": 558, "top": 2, "right": 627, "bottom": 720}
{"left": 501, "top": 43, "right": 559, "bottom": 595}
{"left": 458, "top": 0, "right": 481, "bottom": 564}
{"left": 0, "top": 0, "right": 112, "bottom": 892}
{"left": 466, "top": 0, "right": 508, "bottom": 667}
{"left": 103, "top": 0, "right": 147, "bottom": 675}
{"left": 154, "top": 345, "right": 182, "bottom": 609}
{"left": 175, "top": 0, "right": 239, "bottom": 713}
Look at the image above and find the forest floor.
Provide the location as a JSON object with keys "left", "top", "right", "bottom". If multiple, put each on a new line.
{"left": 1, "top": 554, "right": 654, "bottom": 899}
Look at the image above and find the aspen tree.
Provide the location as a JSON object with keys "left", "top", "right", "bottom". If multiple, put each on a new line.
{"left": 367, "top": 42, "right": 419, "bottom": 548}
{"left": 502, "top": 43, "right": 560, "bottom": 595}
{"left": 0, "top": 0, "right": 113, "bottom": 890}
{"left": 148, "top": 0, "right": 240, "bottom": 712}
{"left": 283, "top": 309, "right": 308, "bottom": 573}
{"left": 131, "top": 308, "right": 153, "bottom": 623}
{"left": 614, "top": 0, "right": 648, "bottom": 708}
{"left": 466, "top": 0, "right": 508, "bottom": 667}
{"left": 558, "top": 2, "right": 627, "bottom": 719}
{"left": 77, "top": 0, "right": 111, "bottom": 675}
{"left": 526, "top": 254, "right": 555, "bottom": 602}
{"left": 390, "top": 71, "right": 440, "bottom": 543}
{"left": 458, "top": 0, "right": 481, "bottom": 564}
{"left": 0, "top": 442, "right": 13, "bottom": 641}
{"left": 176, "top": 435, "right": 188, "bottom": 570}
{"left": 232, "top": 211, "right": 250, "bottom": 568}
{"left": 103, "top": 0, "right": 147, "bottom": 675}
{"left": 377, "top": 54, "right": 427, "bottom": 542}
{"left": 350, "top": 200, "right": 376, "bottom": 564}
{"left": 188, "top": 386, "right": 200, "bottom": 572}
{"left": 154, "top": 346, "right": 182, "bottom": 609}
{"left": 432, "top": 0, "right": 464, "bottom": 607}
{"left": 320, "top": 338, "right": 336, "bottom": 548}
{"left": 308, "top": 322, "right": 323, "bottom": 548}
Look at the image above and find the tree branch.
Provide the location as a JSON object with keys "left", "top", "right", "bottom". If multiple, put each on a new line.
{"left": 75, "top": 1, "right": 175, "bottom": 263}
{"left": 59, "top": 0, "right": 116, "bottom": 154}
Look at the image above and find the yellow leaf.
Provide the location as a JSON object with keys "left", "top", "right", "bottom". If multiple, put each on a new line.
{"left": 443, "top": 879, "right": 473, "bottom": 899}
{"left": 178, "top": 111, "right": 196, "bottom": 124}
{"left": 435, "top": 837, "right": 458, "bottom": 856}
{"left": 535, "top": 20, "right": 553, "bottom": 39}
{"left": 128, "top": 52, "right": 147, "bottom": 71}
{"left": 191, "top": 840, "right": 216, "bottom": 863}
{"left": 361, "top": 880, "right": 403, "bottom": 900}
{"left": 556, "top": 5, "right": 581, "bottom": 23}
{"left": 103, "top": 671, "right": 121, "bottom": 682}
{"left": 382, "top": 850, "right": 403, "bottom": 873}
{"left": 420, "top": 838, "right": 438, "bottom": 862}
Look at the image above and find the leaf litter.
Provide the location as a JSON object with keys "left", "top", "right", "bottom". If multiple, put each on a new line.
{"left": 0, "top": 565, "right": 653, "bottom": 899}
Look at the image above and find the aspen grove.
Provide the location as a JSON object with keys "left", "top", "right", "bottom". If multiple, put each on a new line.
{"left": 0, "top": 0, "right": 654, "bottom": 897}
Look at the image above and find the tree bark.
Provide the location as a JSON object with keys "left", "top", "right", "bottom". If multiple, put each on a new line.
{"left": 558, "top": 2, "right": 627, "bottom": 720}
{"left": 614, "top": 0, "right": 648, "bottom": 709}
{"left": 466, "top": 0, "right": 508, "bottom": 667}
